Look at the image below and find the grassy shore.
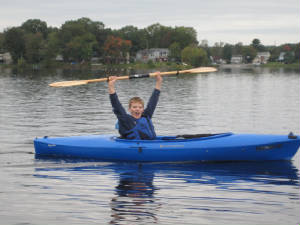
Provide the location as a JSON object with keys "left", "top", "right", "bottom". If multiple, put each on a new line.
{"left": 91, "top": 61, "right": 193, "bottom": 71}
{"left": 1, "top": 61, "right": 298, "bottom": 71}
{"left": 262, "top": 62, "right": 300, "bottom": 70}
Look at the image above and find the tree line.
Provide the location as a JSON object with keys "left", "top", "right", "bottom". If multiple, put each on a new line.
{"left": 0, "top": 17, "right": 299, "bottom": 67}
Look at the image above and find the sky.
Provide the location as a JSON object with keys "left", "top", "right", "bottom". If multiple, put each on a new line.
{"left": 0, "top": 0, "right": 299, "bottom": 46}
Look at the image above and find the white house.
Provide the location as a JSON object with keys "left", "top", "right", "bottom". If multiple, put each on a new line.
{"left": 278, "top": 52, "right": 285, "bottom": 62}
{"left": 55, "top": 54, "right": 64, "bottom": 61}
{"left": 252, "top": 52, "right": 271, "bottom": 65}
{"left": 136, "top": 48, "right": 169, "bottom": 62}
{"left": 0, "top": 52, "right": 12, "bottom": 64}
{"left": 231, "top": 55, "right": 243, "bottom": 64}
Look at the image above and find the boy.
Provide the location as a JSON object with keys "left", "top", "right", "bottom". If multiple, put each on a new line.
{"left": 108, "top": 72, "right": 162, "bottom": 140}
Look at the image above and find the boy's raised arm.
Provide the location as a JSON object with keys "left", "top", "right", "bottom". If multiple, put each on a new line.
{"left": 108, "top": 76, "right": 127, "bottom": 116}
{"left": 144, "top": 72, "right": 163, "bottom": 118}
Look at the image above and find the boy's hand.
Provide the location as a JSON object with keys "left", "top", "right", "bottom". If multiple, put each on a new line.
{"left": 108, "top": 76, "right": 118, "bottom": 84}
{"left": 154, "top": 72, "right": 163, "bottom": 90}
{"left": 108, "top": 76, "right": 118, "bottom": 94}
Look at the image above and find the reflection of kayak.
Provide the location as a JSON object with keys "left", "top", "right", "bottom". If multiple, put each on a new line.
{"left": 34, "top": 132, "right": 300, "bottom": 162}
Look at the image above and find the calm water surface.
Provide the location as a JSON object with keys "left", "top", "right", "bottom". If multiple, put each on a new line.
{"left": 0, "top": 66, "right": 299, "bottom": 225}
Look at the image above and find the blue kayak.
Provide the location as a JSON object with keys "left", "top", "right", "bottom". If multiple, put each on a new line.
{"left": 34, "top": 132, "right": 300, "bottom": 162}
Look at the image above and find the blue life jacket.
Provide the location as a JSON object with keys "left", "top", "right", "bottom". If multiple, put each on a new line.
{"left": 117, "top": 116, "right": 156, "bottom": 140}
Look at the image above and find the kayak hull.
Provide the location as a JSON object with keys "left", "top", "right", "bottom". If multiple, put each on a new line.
{"left": 34, "top": 133, "right": 300, "bottom": 162}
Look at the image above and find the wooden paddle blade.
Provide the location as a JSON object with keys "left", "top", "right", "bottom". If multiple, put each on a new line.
{"left": 49, "top": 80, "right": 89, "bottom": 87}
{"left": 185, "top": 67, "right": 217, "bottom": 73}
{"left": 149, "top": 66, "right": 217, "bottom": 77}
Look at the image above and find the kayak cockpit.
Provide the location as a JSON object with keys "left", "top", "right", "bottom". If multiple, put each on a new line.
{"left": 114, "top": 132, "right": 233, "bottom": 142}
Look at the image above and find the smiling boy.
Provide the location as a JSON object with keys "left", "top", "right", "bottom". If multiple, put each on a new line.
{"left": 108, "top": 72, "right": 162, "bottom": 140}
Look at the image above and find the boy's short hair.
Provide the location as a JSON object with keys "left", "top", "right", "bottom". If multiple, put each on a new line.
{"left": 129, "top": 97, "right": 144, "bottom": 108}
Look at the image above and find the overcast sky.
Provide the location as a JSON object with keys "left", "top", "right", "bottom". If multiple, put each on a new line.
{"left": 1, "top": 0, "right": 299, "bottom": 46}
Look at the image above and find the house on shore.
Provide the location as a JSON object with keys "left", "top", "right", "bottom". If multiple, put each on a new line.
{"left": 278, "top": 51, "right": 295, "bottom": 62}
{"left": 210, "top": 56, "right": 226, "bottom": 65}
{"left": 252, "top": 52, "right": 271, "bottom": 65}
{"left": 0, "top": 52, "right": 12, "bottom": 64}
{"left": 136, "top": 48, "right": 169, "bottom": 62}
{"left": 231, "top": 55, "right": 243, "bottom": 64}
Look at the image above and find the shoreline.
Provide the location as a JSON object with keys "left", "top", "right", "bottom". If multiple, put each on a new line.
{"left": 0, "top": 62, "right": 299, "bottom": 72}
{"left": 219, "top": 62, "right": 299, "bottom": 70}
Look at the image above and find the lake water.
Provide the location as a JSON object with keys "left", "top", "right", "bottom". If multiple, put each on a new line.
{"left": 0, "top": 65, "right": 299, "bottom": 225}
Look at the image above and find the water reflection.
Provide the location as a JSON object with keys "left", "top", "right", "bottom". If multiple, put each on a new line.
{"left": 33, "top": 159, "right": 299, "bottom": 224}
{"left": 106, "top": 161, "right": 299, "bottom": 224}
{"left": 109, "top": 164, "right": 159, "bottom": 224}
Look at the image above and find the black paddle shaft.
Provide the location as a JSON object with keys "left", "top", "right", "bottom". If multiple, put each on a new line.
{"left": 129, "top": 73, "right": 150, "bottom": 79}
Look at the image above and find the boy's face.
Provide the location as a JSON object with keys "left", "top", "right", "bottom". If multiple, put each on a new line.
{"left": 129, "top": 102, "right": 144, "bottom": 119}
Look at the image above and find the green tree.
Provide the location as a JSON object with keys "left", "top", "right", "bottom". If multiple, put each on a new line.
{"left": 210, "top": 42, "right": 224, "bottom": 61}
{"left": 58, "top": 17, "right": 102, "bottom": 62}
{"left": 283, "top": 51, "right": 294, "bottom": 64}
{"left": 21, "top": 19, "right": 48, "bottom": 38}
{"left": 77, "top": 18, "right": 109, "bottom": 57}
{"left": 115, "top": 25, "right": 147, "bottom": 55}
{"left": 24, "top": 32, "right": 45, "bottom": 64}
{"left": 65, "top": 33, "right": 97, "bottom": 62}
{"left": 144, "top": 23, "right": 174, "bottom": 48}
{"left": 0, "top": 32, "right": 4, "bottom": 52}
{"left": 251, "top": 38, "right": 266, "bottom": 51}
{"left": 181, "top": 46, "right": 207, "bottom": 66}
{"left": 268, "top": 46, "right": 281, "bottom": 62}
{"left": 3, "top": 27, "right": 26, "bottom": 63}
{"left": 169, "top": 42, "right": 181, "bottom": 62}
{"left": 222, "top": 44, "right": 233, "bottom": 64}
{"left": 281, "top": 44, "right": 295, "bottom": 63}
{"left": 144, "top": 23, "right": 163, "bottom": 48}
{"left": 242, "top": 46, "right": 257, "bottom": 63}
{"left": 144, "top": 24, "right": 198, "bottom": 50}
{"left": 233, "top": 42, "right": 243, "bottom": 55}
{"left": 293, "top": 43, "right": 299, "bottom": 62}
{"left": 43, "top": 30, "right": 60, "bottom": 64}
{"left": 172, "top": 26, "right": 198, "bottom": 49}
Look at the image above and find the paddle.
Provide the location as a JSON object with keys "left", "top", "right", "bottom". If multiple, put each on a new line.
{"left": 49, "top": 67, "right": 217, "bottom": 87}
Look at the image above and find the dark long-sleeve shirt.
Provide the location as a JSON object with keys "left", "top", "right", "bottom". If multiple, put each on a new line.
{"left": 109, "top": 89, "right": 160, "bottom": 138}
